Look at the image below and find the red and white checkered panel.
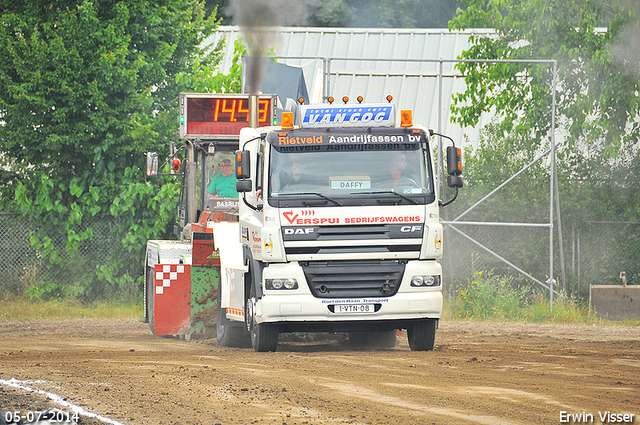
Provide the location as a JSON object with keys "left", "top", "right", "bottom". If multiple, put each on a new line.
{"left": 153, "top": 264, "right": 191, "bottom": 336}
{"left": 155, "top": 264, "right": 187, "bottom": 295}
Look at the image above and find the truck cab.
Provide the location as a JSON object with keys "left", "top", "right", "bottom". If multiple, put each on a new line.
{"left": 219, "top": 101, "right": 462, "bottom": 351}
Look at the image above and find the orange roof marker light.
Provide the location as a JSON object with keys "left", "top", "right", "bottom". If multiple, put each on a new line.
{"left": 327, "top": 96, "right": 335, "bottom": 104}
{"left": 400, "top": 109, "right": 413, "bottom": 127}
{"left": 298, "top": 97, "right": 305, "bottom": 105}
{"left": 386, "top": 95, "right": 394, "bottom": 103}
{"left": 342, "top": 96, "right": 349, "bottom": 104}
{"left": 281, "top": 112, "right": 294, "bottom": 130}
{"left": 357, "top": 96, "right": 364, "bottom": 104}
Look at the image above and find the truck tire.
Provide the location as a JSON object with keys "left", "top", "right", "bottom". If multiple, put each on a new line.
{"left": 216, "top": 286, "right": 251, "bottom": 348}
{"left": 407, "top": 319, "right": 437, "bottom": 351}
{"left": 248, "top": 284, "right": 279, "bottom": 352}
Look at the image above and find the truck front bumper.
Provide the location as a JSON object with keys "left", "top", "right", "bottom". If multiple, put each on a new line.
{"left": 255, "top": 260, "right": 443, "bottom": 331}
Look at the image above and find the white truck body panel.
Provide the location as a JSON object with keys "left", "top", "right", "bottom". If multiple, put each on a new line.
{"left": 210, "top": 222, "right": 247, "bottom": 320}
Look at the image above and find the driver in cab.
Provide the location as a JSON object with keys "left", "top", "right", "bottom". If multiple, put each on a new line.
{"left": 208, "top": 158, "right": 238, "bottom": 198}
{"left": 390, "top": 152, "right": 407, "bottom": 187}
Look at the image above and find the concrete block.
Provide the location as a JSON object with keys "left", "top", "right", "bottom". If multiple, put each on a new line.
{"left": 590, "top": 285, "right": 640, "bottom": 321}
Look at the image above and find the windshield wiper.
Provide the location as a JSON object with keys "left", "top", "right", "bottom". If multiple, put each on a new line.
{"left": 277, "top": 192, "right": 343, "bottom": 206}
{"left": 351, "top": 189, "right": 419, "bottom": 205}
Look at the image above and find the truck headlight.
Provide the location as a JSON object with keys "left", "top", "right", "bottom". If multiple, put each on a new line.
{"left": 265, "top": 278, "right": 298, "bottom": 290}
{"left": 410, "top": 275, "right": 441, "bottom": 287}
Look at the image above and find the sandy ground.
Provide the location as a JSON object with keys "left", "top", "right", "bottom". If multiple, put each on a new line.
{"left": 1, "top": 319, "right": 639, "bottom": 425}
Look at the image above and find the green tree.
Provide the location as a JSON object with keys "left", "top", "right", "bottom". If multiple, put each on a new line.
{"left": 449, "top": 0, "right": 640, "bottom": 155}
{"left": 176, "top": 36, "right": 246, "bottom": 93}
{"left": 206, "top": 0, "right": 462, "bottom": 28}
{"left": 0, "top": 0, "right": 220, "bottom": 300}
{"left": 346, "top": 0, "right": 463, "bottom": 28}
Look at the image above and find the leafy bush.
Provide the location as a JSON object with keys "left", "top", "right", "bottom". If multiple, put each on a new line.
{"left": 0, "top": 1, "right": 229, "bottom": 302}
{"left": 452, "top": 271, "right": 527, "bottom": 321}
{"left": 446, "top": 270, "right": 605, "bottom": 324}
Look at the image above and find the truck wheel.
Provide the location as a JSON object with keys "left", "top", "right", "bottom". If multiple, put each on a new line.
{"left": 407, "top": 319, "right": 437, "bottom": 351}
{"left": 248, "top": 285, "right": 279, "bottom": 352}
{"left": 216, "top": 286, "right": 251, "bottom": 348}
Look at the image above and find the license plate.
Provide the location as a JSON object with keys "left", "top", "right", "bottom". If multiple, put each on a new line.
{"left": 334, "top": 304, "right": 374, "bottom": 314}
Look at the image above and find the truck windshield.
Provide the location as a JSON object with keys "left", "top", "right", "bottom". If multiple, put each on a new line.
{"left": 267, "top": 127, "right": 434, "bottom": 207}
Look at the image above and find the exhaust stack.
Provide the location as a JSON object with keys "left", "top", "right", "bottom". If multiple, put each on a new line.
{"left": 249, "top": 94, "right": 259, "bottom": 128}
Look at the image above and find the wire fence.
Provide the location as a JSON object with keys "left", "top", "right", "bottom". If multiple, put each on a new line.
{"left": 0, "top": 213, "right": 122, "bottom": 298}
{"left": 443, "top": 219, "right": 640, "bottom": 303}
{"left": 2, "top": 211, "right": 638, "bottom": 303}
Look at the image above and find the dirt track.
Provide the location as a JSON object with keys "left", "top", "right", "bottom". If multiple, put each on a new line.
{"left": 1, "top": 319, "right": 639, "bottom": 425}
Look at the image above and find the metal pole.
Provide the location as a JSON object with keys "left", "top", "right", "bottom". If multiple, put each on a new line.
{"left": 249, "top": 94, "right": 259, "bottom": 128}
{"left": 551, "top": 62, "right": 567, "bottom": 294}
{"left": 322, "top": 57, "right": 328, "bottom": 101}
{"left": 549, "top": 61, "right": 557, "bottom": 312}
{"left": 327, "top": 58, "right": 556, "bottom": 66}
{"left": 444, "top": 221, "right": 551, "bottom": 228}
{"left": 326, "top": 58, "right": 332, "bottom": 102}
{"left": 438, "top": 60, "right": 455, "bottom": 304}
{"left": 438, "top": 60, "right": 443, "bottom": 191}
{"left": 187, "top": 141, "right": 197, "bottom": 226}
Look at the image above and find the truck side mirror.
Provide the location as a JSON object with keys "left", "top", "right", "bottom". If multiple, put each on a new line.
{"left": 235, "top": 150, "right": 251, "bottom": 179}
{"left": 146, "top": 152, "right": 158, "bottom": 176}
{"left": 447, "top": 175, "right": 464, "bottom": 188}
{"left": 446, "top": 146, "right": 461, "bottom": 175}
{"left": 236, "top": 179, "right": 252, "bottom": 193}
{"left": 446, "top": 146, "right": 464, "bottom": 188}
{"left": 235, "top": 150, "right": 253, "bottom": 193}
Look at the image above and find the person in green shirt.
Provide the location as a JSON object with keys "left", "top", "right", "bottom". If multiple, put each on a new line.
{"left": 208, "top": 159, "right": 238, "bottom": 198}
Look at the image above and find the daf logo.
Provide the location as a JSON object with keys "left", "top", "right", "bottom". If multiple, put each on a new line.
{"left": 284, "top": 228, "right": 315, "bottom": 235}
{"left": 400, "top": 225, "right": 422, "bottom": 233}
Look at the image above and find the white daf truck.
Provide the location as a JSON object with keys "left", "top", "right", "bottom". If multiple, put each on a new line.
{"left": 215, "top": 99, "right": 463, "bottom": 352}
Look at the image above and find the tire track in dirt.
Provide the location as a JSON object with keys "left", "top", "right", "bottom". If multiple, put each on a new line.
{"left": 1, "top": 319, "right": 639, "bottom": 425}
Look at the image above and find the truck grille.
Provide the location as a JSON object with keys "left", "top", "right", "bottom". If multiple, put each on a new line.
{"left": 282, "top": 224, "right": 423, "bottom": 257}
{"left": 301, "top": 260, "right": 405, "bottom": 298}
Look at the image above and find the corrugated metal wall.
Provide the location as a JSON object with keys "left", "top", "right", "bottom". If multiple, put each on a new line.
{"left": 207, "top": 26, "right": 498, "bottom": 147}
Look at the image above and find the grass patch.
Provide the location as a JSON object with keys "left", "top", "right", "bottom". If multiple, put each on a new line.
{"left": 520, "top": 297, "right": 593, "bottom": 324}
{"left": 443, "top": 271, "right": 639, "bottom": 325}
{"left": 0, "top": 298, "right": 143, "bottom": 321}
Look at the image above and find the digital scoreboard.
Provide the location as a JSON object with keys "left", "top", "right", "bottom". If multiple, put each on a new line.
{"left": 179, "top": 93, "right": 277, "bottom": 138}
